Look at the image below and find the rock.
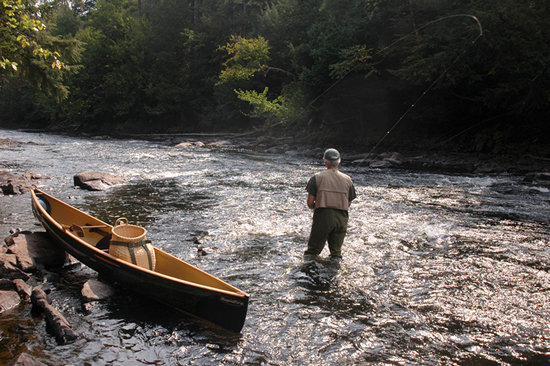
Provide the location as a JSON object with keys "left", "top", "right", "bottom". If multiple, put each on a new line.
{"left": 39, "top": 270, "right": 62, "bottom": 284}
{"left": 0, "top": 171, "right": 31, "bottom": 195}
{"left": 5, "top": 232, "right": 66, "bottom": 271}
{"left": 0, "top": 138, "right": 23, "bottom": 148}
{"left": 73, "top": 170, "right": 126, "bottom": 191}
{"left": 265, "top": 146, "right": 287, "bottom": 154}
{"left": 370, "top": 160, "right": 394, "bottom": 168}
{"left": 207, "top": 140, "right": 231, "bottom": 147}
{"left": 175, "top": 141, "right": 205, "bottom": 148}
{"left": 22, "top": 172, "right": 51, "bottom": 181}
{"left": 0, "top": 278, "right": 14, "bottom": 290}
{"left": 13, "top": 279, "right": 32, "bottom": 301}
{"left": 524, "top": 172, "right": 550, "bottom": 183}
{"left": 0, "top": 290, "right": 21, "bottom": 313}
{"left": 0, "top": 253, "right": 30, "bottom": 281}
{"left": 81, "top": 279, "right": 116, "bottom": 302}
{"left": 31, "top": 287, "right": 78, "bottom": 344}
{"left": 0, "top": 170, "right": 49, "bottom": 195}
{"left": 6, "top": 353, "right": 47, "bottom": 366}
{"left": 0, "top": 251, "right": 18, "bottom": 267}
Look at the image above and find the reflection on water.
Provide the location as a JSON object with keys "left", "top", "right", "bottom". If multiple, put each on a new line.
{"left": 1, "top": 130, "right": 549, "bottom": 365}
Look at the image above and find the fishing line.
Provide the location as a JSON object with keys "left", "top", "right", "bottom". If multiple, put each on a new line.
{"left": 277, "top": 14, "right": 483, "bottom": 174}
{"left": 349, "top": 14, "right": 483, "bottom": 173}
{"left": 283, "top": 14, "right": 483, "bottom": 136}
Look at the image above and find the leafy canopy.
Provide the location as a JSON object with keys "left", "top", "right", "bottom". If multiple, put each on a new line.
{"left": 218, "top": 35, "right": 270, "bottom": 84}
{"left": 0, "top": 0, "right": 80, "bottom": 100}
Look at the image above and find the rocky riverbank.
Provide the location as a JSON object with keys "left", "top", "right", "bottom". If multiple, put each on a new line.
{"left": 172, "top": 135, "right": 550, "bottom": 177}
{"left": 1, "top": 231, "right": 117, "bottom": 364}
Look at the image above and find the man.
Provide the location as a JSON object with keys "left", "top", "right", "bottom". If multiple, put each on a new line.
{"left": 305, "top": 148, "right": 357, "bottom": 258}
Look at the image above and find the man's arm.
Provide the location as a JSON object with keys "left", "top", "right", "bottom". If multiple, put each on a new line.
{"left": 307, "top": 194, "right": 316, "bottom": 209}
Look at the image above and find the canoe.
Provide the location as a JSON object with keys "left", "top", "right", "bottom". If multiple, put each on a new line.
{"left": 30, "top": 187, "right": 249, "bottom": 332}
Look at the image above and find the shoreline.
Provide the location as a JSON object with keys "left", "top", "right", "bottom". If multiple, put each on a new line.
{"left": 3, "top": 133, "right": 550, "bottom": 178}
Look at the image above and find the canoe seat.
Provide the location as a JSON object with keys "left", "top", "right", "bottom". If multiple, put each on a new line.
{"left": 96, "top": 234, "right": 112, "bottom": 250}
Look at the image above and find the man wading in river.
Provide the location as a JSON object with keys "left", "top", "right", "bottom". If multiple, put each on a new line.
{"left": 305, "top": 148, "right": 356, "bottom": 259}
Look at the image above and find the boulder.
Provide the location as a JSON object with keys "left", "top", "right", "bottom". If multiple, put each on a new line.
{"left": 13, "top": 279, "right": 32, "bottom": 301}
{"left": 0, "top": 290, "right": 21, "bottom": 313}
{"left": 0, "top": 171, "right": 30, "bottom": 195}
{"left": 6, "top": 353, "right": 47, "bottom": 366}
{"left": 31, "top": 287, "right": 78, "bottom": 344}
{"left": 0, "top": 171, "right": 49, "bottom": 195}
{"left": 74, "top": 170, "right": 126, "bottom": 191}
{"left": 0, "top": 278, "right": 14, "bottom": 290}
{"left": 81, "top": 279, "right": 116, "bottom": 302}
{"left": 0, "top": 253, "right": 30, "bottom": 281}
{"left": 5, "top": 232, "right": 66, "bottom": 271}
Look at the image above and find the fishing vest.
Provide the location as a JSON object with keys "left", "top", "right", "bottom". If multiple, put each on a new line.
{"left": 314, "top": 169, "right": 353, "bottom": 211}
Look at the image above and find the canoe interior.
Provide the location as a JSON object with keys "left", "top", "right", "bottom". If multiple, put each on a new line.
{"left": 32, "top": 188, "right": 246, "bottom": 296}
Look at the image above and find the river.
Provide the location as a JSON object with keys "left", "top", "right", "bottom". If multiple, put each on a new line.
{"left": 1, "top": 129, "right": 549, "bottom": 365}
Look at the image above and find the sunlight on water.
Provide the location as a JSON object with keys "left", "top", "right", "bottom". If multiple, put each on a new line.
{"left": 1, "top": 130, "right": 550, "bottom": 365}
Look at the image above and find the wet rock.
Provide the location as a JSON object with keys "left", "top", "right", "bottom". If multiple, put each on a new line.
{"left": 22, "top": 172, "right": 51, "bottom": 181}
{"left": 524, "top": 172, "right": 550, "bottom": 183}
{"left": 197, "top": 245, "right": 218, "bottom": 256}
{"left": 265, "top": 145, "right": 287, "bottom": 154}
{"left": 0, "top": 253, "right": 30, "bottom": 281}
{"left": 39, "top": 270, "right": 62, "bottom": 285}
{"left": 31, "top": 287, "right": 78, "bottom": 344}
{"left": 0, "top": 278, "right": 14, "bottom": 289}
{"left": 207, "top": 140, "right": 231, "bottom": 147}
{"left": 370, "top": 160, "right": 394, "bottom": 168}
{"left": 0, "top": 170, "right": 48, "bottom": 195}
{"left": 0, "top": 138, "right": 24, "bottom": 148}
{"left": 6, "top": 353, "right": 47, "bottom": 366}
{"left": 175, "top": 141, "right": 205, "bottom": 148}
{"left": 0, "top": 171, "right": 30, "bottom": 195}
{"left": 13, "top": 279, "right": 32, "bottom": 301}
{"left": 0, "top": 290, "right": 21, "bottom": 313}
{"left": 74, "top": 170, "right": 126, "bottom": 191}
{"left": 5, "top": 232, "right": 66, "bottom": 271}
{"left": 81, "top": 278, "right": 116, "bottom": 302}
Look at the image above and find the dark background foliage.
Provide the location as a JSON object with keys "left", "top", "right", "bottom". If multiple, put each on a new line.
{"left": 1, "top": 0, "right": 549, "bottom": 154}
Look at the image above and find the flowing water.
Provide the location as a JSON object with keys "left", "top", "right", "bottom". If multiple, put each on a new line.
{"left": 1, "top": 130, "right": 549, "bottom": 365}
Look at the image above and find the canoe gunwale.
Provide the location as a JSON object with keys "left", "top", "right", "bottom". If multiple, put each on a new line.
{"left": 30, "top": 187, "right": 249, "bottom": 332}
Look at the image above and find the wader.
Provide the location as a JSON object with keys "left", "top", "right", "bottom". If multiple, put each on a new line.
{"left": 305, "top": 208, "right": 349, "bottom": 258}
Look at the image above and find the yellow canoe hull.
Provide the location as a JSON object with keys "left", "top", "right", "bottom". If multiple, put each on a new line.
{"left": 31, "top": 187, "right": 248, "bottom": 332}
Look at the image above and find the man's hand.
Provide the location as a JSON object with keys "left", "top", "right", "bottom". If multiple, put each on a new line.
{"left": 307, "top": 194, "right": 316, "bottom": 209}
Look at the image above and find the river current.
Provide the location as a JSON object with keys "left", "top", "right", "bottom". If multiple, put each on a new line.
{"left": 1, "top": 130, "right": 549, "bottom": 365}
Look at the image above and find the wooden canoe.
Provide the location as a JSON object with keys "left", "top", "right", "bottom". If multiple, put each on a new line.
{"left": 30, "top": 187, "right": 249, "bottom": 332}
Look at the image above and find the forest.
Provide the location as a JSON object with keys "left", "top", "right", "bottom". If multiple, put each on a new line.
{"left": 1, "top": 0, "right": 549, "bottom": 154}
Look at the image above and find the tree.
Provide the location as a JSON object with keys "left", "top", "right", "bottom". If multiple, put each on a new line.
{"left": 0, "top": 0, "right": 81, "bottom": 100}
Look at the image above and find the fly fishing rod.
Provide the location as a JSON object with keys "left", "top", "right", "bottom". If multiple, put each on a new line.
{"left": 279, "top": 14, "right": 483, "bottom": 173}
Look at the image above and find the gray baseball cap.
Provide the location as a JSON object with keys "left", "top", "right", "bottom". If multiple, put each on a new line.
{"left": 323, "top": 148, "right": 340, "bottom": 160}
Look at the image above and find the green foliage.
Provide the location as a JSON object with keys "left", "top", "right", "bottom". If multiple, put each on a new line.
{"left": 218, "top": 36, "right": 270, "bottom": 84}
{"left": 235, "top": 86, "right": 292, "bottom": 123}
{"left": 1, "top": 0, "right": 550, "bottom": 154}
{"left": 0, "top": 0, "right": 81, "bottom": 100}
{"left": 236, "top": 87, "right": 283, "bottom": 115}
{"left": 329, "top": 45, "right": 375, "bottom": 79}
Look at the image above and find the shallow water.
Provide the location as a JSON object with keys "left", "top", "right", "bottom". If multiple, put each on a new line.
{"left": 1, "top": 130, "right": 549, "bottom": 365}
